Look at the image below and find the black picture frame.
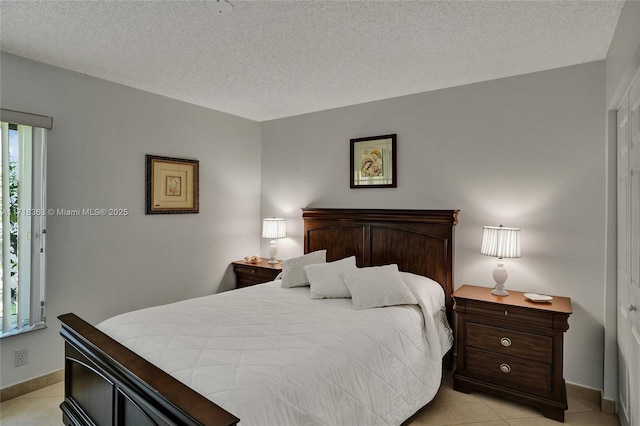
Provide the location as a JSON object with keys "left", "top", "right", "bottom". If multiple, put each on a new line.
{"left": 145, "top": 154, "right": 199, "bottom": 214}
{"left": 350, "top": 134, "right": 397, "bottom": 188}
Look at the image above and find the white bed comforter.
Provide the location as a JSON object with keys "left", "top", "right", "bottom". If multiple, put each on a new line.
{"left": 98, "top": 278, "right": 453, "bottom": 426}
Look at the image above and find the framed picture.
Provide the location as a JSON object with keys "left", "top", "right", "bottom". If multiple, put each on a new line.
{"left": 145, "top": 155, "right": 199, "bottom": 214}
{"left": 350, "top": 134, "right": 397, "bottom": 188}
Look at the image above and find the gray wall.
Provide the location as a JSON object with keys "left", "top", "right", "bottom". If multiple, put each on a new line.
{"left": 261, "top": 61, "right": 607, "bottom": 389}
{"left": 606, "top": 0, "right": 640, "bottom": 108}
{"left": 0, "top": 53, "right": 262, "bottom": 388}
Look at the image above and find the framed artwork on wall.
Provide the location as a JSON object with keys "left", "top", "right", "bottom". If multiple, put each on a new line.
{"left": 350, "top": 134, "right": 397, "bottom": 188}
{"left": 145, "top": 154, "right": 199, "bottom": 214}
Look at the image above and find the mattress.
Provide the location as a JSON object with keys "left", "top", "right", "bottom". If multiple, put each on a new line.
{"left": 98, "top": 276, "right": 453, "bottom": 426}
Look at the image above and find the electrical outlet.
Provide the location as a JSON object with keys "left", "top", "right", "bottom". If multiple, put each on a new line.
{"left": 14, "top": 349, "right": 28, "bottom": 367}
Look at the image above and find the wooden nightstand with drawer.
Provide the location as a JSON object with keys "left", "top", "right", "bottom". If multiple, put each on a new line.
{"left": 232, "top": 259, "right": 282, "bottom": 289}
{"left": 452, "top": 285, "right": 572, "bottom": 422}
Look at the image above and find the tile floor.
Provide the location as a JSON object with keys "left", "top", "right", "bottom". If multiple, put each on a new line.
{"left": 405, "top": 374, "right": 620, "bottom": 426}
{"left": 0, "top": 372, "right": 621, "bottom": 426}
{"left": 1, "top": 380, "right": 65, "bottom": 426}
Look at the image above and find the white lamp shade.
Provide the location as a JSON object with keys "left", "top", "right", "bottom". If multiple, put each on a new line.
{"left": 262, "top": 218, "right": 287, "bottom": 239}
{"left": 480, "top": 225, "right": 521, "bottom": 259}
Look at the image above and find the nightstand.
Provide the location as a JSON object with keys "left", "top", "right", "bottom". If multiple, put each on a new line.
{"left": 232, "top": 259, "right": 282, "bottom": 288}
{"left": 452, "top": 285, "right": 572, "bottom": 422}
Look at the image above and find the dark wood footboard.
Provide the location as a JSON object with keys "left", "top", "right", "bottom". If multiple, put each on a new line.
{"left": 58, "top": 313, "right": 239, "bottom": 426}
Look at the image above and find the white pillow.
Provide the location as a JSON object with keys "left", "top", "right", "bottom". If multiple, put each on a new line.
{"left": 342, "top": 264, "right": 418, "bottom": 309}
{"left": 280, "top": 250, "right": 327, "bottom": 288}
{"left": 305, "top": 256, "right": 357, "bottom": 299}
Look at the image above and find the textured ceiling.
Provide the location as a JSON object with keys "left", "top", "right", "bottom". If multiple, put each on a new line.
{"left": 0, "top": 0, "right": 624, "bottom": 122}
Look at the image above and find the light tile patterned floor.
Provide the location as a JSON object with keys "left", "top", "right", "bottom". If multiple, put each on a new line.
{"left": 405, "top": 373, "right": 620, "bottom": 426}
{"left": 1, "top": 381, "right": 65, "bottom": 426}
{"left": 0, "top": 372, "right": 620, "bottom": 426}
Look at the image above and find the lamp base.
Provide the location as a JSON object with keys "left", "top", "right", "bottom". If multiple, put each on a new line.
{"left": 491, "top": 259, "right": 509, "bottom": 296}
{"left": 491, "top": 287, "right": 509, "bottom": 296}
{"left": 268, "top": 240, "right": 278, "bottom": 264}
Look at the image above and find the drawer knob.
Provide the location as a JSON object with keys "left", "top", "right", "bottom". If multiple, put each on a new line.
{"left": 500, "top": 363, "right": 511, "bottom": 373}
{"left": 500, "top": 337, "right": 512, "bottom": 347}
{"left": 630, "top": 304, "right": 637, "bottom": 312}
{"left": 251, "top": 269, "right": 257, "bottom": 273}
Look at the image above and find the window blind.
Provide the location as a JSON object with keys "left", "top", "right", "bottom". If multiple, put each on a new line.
{"left": 0, "top": 109, "right": 52, "bottom": 130}
{"left": 1, "top": 109, "right": 49, "bottom": 336}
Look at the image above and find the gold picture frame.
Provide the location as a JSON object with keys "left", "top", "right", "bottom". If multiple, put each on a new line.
{"left": 350, "top": 134, "right": 397, "bottom": 188}
{"left": 145, "top": 155, "right": 199, "bottom": 214}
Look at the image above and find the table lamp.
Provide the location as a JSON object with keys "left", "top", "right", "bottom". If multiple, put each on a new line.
{"left": 480, "top": 224, "right": 521, "bottom": 296}
{"left": 262, "top": 218, "right": 287, "bottom": 264}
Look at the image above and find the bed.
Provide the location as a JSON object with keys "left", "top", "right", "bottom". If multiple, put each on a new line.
{"left": 58, "top": 208, "right": 458, "bottom": 426}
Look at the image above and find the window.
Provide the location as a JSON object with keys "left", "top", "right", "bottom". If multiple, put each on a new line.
{"left": 0, "top": 110, "right": 49, "bottom": 337}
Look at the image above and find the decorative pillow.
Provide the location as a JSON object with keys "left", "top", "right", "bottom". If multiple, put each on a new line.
{"left": 342, "top": 264, "right": 418, "bottom": 309}
{"left": 305, "top": 256, "right": 357, "bottom": 299}
{"left": 280, "top": 250, "right": 327, "bottom": 288}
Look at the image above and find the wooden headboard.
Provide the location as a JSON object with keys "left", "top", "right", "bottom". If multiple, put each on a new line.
{"left": 302, "top": 208, "right": 458, "bottom": 325}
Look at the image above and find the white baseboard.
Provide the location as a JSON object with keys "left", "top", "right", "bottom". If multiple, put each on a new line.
{"left": 0, "top": 369, "right": 63, "bottom": 402}
{"left": 566, "top": 381, "right": 616, "bottom": 415}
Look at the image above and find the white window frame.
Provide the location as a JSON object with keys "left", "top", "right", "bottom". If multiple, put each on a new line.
{"left": 0, "top": 109, "right": 50, "bottom": 338}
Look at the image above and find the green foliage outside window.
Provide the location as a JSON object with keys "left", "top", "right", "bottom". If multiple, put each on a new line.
{"left": 8, "top": 161, "right": 19, "bottom": 314}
